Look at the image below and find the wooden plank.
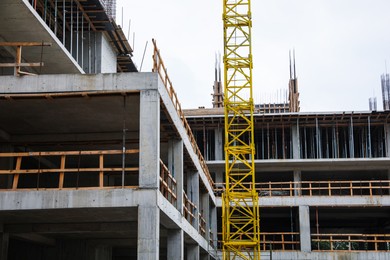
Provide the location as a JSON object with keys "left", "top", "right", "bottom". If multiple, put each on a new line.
{"left": 0, "top": 42, "right": 52, "bottom": 47}
{"left": 58, "top": 155, "right": 66, "bottom": 189}
{"left": 0, "top": 149, "right": 139, "bottom": 157}
{"left": 12, "top": 157, "right": 22, "bottom": 190}
{"left": 99, "top": 154, "right": 104, "bottom": 188}
{"left": 0, "top": 62, "right": 44, "bottom": 67}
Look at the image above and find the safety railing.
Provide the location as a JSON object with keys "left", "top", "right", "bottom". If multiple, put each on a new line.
{"left": 183, "top": 191, "right": 197, "bottom": 226}
{"left": 152, "top": 39, "right": 214, "bottom": 189}
{"left": 312, "top": 233, "right": 390, "bottom": 251}
{"left": 214, "top": 180, "right": 390, "bottom": 197}
{"left": 159, "top": 160, "right": 177, "bottom": 206}
{"left": 0, "top": 150, "right": 139, "bottom": 190}
{"left": 217, "top": 232, "right": 300, "bottom": 251}
{"left": 199, "top": 212, "right": 206, "bottom": 237}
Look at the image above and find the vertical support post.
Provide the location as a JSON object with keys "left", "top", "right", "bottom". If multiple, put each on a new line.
{"left": 0, "top": 224, "right": 9, "bottom": 260}
{"left": 349, "top": 116, "right": 355, "bottom": 158}
{"left": 187, "top": 244, "right": 200, "bottom": 260}
{"left": 214, "top": 127, "right": 223, "bottom": 160}
{"left": 137, "top": 206, "right": 160, "bottom": 260}
{"left": 167, "top": 229, "right": 184, "bottom": 260}
{"left": 210, "top": 203, "right": 218, "bottom": 250}
{"left": 168, "top": 139, "right": 184, "bottom": 213}
{"left": 139, "top": 90, "right": 160, "bottom": 188}
{"left": 385, "top": 123, "right": 390, "bottom": 157}
{"left": 70, "top": 0, "right": 73, "bottom": 56}
{"left": 14, "top": 46, "right": 22, "bottom": 76}
{"left": 299, "top": 205, "right": 311, "bottom": 252}
{"left": 187, "top": 171, "right": 200, "bottom": 229}
{"left": 201, "top": 193, "right": 210, "bottom": 242}
{"left": 59, "top": 155, "right": 66, "bottom": 189}
{"left": 62, "top": 0, "right": 65, "bottom": 45}
{"left": 293, "top": 170, "right": 302, "bottom": 196}
{"left": 292, "top": 120, "right": 300, "bottom": 159}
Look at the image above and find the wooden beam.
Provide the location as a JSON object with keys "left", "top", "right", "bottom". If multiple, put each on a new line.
{"left": 0, "top": 62, "right": 44, "bottom": 67}
{"left": 0, "top": 42, "right": 52, "bottom": 47}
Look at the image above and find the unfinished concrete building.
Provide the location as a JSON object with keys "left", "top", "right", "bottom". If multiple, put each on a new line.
{"left": 0, "top": 1, "right": 217, "bottom": 259}
{"left": 1, "top": 1, "right": 390, "bottom": 260}
{"left": 185, "top": 108, "right": 390, "bottom": 259}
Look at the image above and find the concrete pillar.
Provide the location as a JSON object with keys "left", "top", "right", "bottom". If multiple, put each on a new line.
{"left": 187, "top": 244, "right": 200, "bottom": 260}
{"left": 210, "top": 204, "right": 218, "bottom": 250}
{"left": 187, "top": 171, "right": 200, "bottom": 229}
{"left": 139, "top": 90, "right": 160, "bottom": 188}
{"left": 0, "top": 224, "right": 9, "bottom": 260}
{"left": 138, "top": 206, "right": 160, "bottom": 260}
{"left": 168, "top": 139, "right": 184, "bottom": 213}
{"left": 201, "top": 193, "right": 210, "bottom": 242}
{"left": 214, "top": 127, "right": 223, "bottom": 160}
{"left": 292, "top": 121, "right": 300, "bottom": 159}
{"left": 0, "top": 145, "right": 13, "bottom": 189}
{"left": 299, "top": 206, "right": 311, "bottom": 252}
{"left": 167, "top": 229, "right": 184, "bottom": 260}
{"left": 293, "top": 170, "right": 302, "bottom": 196}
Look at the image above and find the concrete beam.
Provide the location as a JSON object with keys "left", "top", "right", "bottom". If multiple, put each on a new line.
{"left": 0, "top": 189, "right": 139, "bottom": 211}
{"left": 216, "top": 196, "right": 390, "bottom": 207}
{"left": 0, "top": 73, "right": 158, "bottom": 94}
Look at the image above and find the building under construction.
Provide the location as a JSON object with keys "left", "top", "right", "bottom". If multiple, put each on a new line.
{"left": 0, "top": 1, "right": 389, "bottom": 260}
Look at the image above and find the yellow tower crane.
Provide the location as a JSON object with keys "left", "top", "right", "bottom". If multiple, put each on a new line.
{"left": 222, "top": 0, "right": 261, "bottom": 259}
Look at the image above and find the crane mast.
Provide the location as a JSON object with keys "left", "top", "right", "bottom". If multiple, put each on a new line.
{"left": 222, "top": 0, "right": 261, "bottom": 259}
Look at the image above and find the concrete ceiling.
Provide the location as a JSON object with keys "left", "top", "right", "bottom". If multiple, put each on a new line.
{"left": 0, "top": 94, "right": 140, "bottom": 139}
{"left": 0, "top": 0, "right": 83, "bottom": 74}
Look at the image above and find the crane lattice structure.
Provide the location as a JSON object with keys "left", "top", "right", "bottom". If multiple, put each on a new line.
{"left": 222, "top": 0, "right": 261, "bottom": 259}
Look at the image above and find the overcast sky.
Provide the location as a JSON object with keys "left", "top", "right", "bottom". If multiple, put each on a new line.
{"left": 116, "top": 0, "right": 390, "bottom": 112}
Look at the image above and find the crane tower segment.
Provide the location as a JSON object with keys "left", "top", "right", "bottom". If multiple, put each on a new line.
{"left": 222, "top": 0, "right": 261, "bottom": 259}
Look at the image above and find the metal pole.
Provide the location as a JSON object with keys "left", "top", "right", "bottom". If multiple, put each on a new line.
{"left": 368, "top": 116, "right": 372, "bottom": 158}
{"left": 54, "top": 0, "right": 58, "bottom": 36}
{"left": 70, "top": 0, "right": 73, "bottom": 56}
{"left": 76, "top": 7, "right": 79, "bottom": 62}
{"left": 81, "top": 14, "right": 84, "bottom": 69}
{"left": 62, "top": 0, "right": 65, "bottom": 45}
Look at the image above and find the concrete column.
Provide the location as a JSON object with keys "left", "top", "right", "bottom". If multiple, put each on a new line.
{"left": 0, "top": 145, "right": 13, "bottom": 189}
{"left": 214, "top": 127, "right": 223, "bottom": 160}
{"left": 167, "top": 229, "right": 184, "bottom": 260}
{"left": 200, "top": 252, "right": 210, "bottom": 260}
{"left": 210, "top": 204, "right": 218, "bottom": 250}
{"left": 201, "top": 193, "right": 210, "bottom": 242}
{"left": 187, "top": 171, "right": 200, "bottom": 229}
{"left": 168, "top": 139, "right": 184, "bottom": 214}
{"left": 139, "top": 90, "right": 160, "bottom": 188}
{"left": 187, "top": 244, "right": 200, "bottom": 260}
{"left": 293, "top": 170, "right": 302, "bottom": 196}
{"left": 299, "top": 206, "right": 311, "bottom": 252}
{"left": 292, "top": 121, "right": 300, "bottom": 159}
{"left": 0, "top": 224, "right": 9, "bottom": 260}
{"left": 138, "top": 206, "right": 160, "bottom": 260}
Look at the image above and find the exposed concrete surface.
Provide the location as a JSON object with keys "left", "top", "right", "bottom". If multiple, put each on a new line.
{"left": 0, "top": 0, "right": 83, "bottom": 74}
{"left": 216, "top": 196, "right": 390, "bottom": 207}
{"left": 0, "top": 73, "right": 157, "bottom": 93}
{"left": 260, "top": 251, "right": 390, "bottom": 260}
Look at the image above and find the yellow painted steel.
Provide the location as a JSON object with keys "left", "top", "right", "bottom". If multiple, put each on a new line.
{"left": 222, "top": 0, "right": 260, "bottom": 259}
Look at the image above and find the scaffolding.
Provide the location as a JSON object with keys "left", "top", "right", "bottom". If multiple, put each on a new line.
{"left": 222, "top": 0, "right": 261, "bottom": 259}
